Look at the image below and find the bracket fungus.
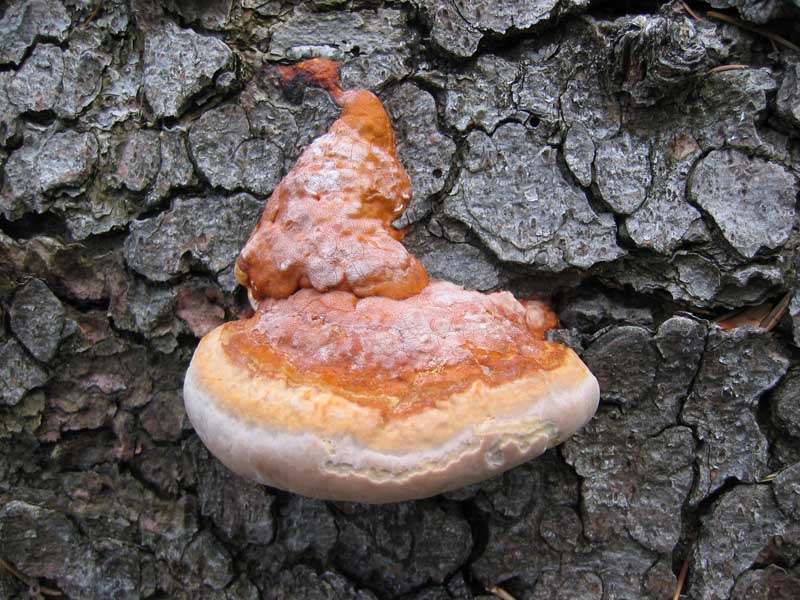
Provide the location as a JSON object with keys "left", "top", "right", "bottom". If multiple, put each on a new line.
{"left": 183, "top": 59, "right": 600, "bottom": 503}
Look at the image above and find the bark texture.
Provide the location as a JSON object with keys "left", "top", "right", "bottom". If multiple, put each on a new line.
{"left": 2, "top": 1, "right": 800, "bottom": 598}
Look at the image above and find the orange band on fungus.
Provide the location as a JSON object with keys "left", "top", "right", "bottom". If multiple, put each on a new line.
{"left": 222, "top": 282, "right": 568, "bottom": 421}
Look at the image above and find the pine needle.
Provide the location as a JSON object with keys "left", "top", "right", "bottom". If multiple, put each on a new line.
{"left": 672, "top": 556, "right": 690, "bottom": 600}
{"left": 680, "top": 1, "right": 704, "bottom": 21}
{"left": 707, "top": 64, "right": 748, "bottom": 74}
{"left": 707, "top": 11, "right": 800, "bottom": 52}
{"left": 488, "top": 586, "right": 518, "bottom": 600}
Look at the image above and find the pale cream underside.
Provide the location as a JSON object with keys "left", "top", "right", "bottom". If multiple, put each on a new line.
{"left": 183, "top": 324, "right": 599, "bottom": 503}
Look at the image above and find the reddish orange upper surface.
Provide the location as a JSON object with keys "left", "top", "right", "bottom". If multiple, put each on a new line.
{"left": 223, "top": 281, "right": 566, "bottom": 420}
{"left": 235, "top": 59, "right": 428, "bottom": 302}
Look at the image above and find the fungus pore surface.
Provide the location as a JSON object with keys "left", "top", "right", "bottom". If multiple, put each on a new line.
{"left": 184, "top": 58, "right": 600, "bottom": 503}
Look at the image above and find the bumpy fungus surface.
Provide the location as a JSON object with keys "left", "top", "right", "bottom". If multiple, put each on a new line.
{"left": 235, "top": 60, "right": 428, "bottom": 302}
{"left": 184, "top": 58, "right": 599, "bottom": 503}
{"left": 222, "top": 281, "right": 565, "bottom": 416}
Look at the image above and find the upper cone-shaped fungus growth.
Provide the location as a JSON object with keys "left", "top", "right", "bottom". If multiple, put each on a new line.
{"left": 234, "top": 59, "right": 428, "bottom": 303}
{"left": 183, "top": 59, "right": 600, "bottom": 503}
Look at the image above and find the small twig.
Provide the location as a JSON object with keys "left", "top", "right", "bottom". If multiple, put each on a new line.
{"left": 488, "top": 586, "right": 518, "bottom": 600}
{"left": 680, "top": 1, "right": 703, "bottom": 22}
{"left": 707, "top": 64, "right": 748, "bottom": 74}
{"left": 761, "top": 291, "right": 792, "bottom": 332}
{"left": 0, "top": 559, "right": 29, "bottom": 586}
{"left": 82, "top": 0, "right": 104, "bottom": 27}
{"left": 0, "top": 559, "right": 62, "bottom": 597}
{"left": 37, "top": 584, "right": 63, "bottom": 596}
{"left": 672, "top": 556, "right": 690, "bottom": 600}
{"left": 707, "top": 11, "right": 800, "bottom": 52}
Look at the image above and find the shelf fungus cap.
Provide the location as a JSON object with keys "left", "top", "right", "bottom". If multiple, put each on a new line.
{"left": 183, "top": 59, "right": 600, "bottom": 503}
{"left": 184, "top": 282, "right": 599, "bottom": 503}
